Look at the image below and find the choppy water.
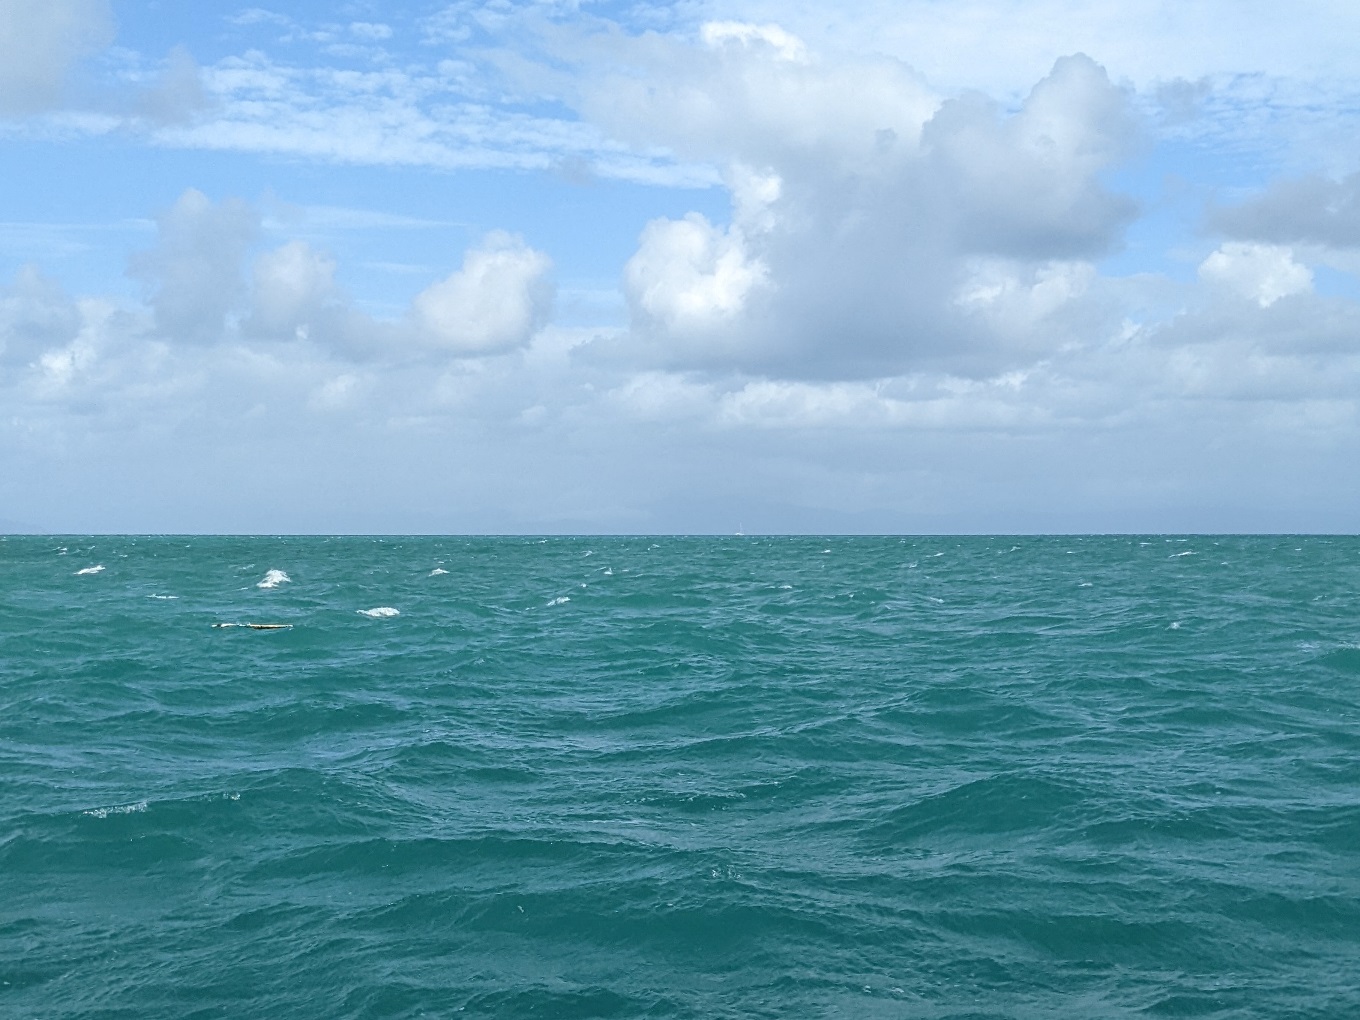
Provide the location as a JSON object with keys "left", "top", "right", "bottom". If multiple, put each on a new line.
{"left": 2, "top": 535, "right": 1359, "bottom": 1019}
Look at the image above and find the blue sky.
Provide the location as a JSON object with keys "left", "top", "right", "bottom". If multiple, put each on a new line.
{"left": 2, "top": 0, "right": 1359, "bottom": 532}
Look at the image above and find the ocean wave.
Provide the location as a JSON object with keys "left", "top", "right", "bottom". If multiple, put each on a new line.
{"left": 547, "top": 596, "right": 571, "bottom": 607}
{"left": 83, "top": 801, "right": 147, "bottom": 819}
{"left": 257, "top": 569, "right": 291, "bottom": 589}
{"left": 429, "top": 568, "right": 449, "bottom": 576}
{"left": 357, "top": 607, "right": 400, "bottom": 618}
{"left": 75, "top": 564, "right": 104, "bottom": 575}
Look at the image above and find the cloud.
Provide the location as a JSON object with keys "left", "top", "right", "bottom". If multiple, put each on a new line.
{"left": 600, "top": 44, "right": 1138, "bottom": 378}
{"left": 120, "top": 191, "right": 557, "bottom": 360}
{"left": 700, "top": 21, "right": 809, "bottom": 63}
{"left": 624, "top": 212, "right": 768, "bottom": 346}
{"left": 136, "top": 46, "right": 212, "bottom": 125}
{"left": 246, "top": 240, "right": 338, "bottom": 338}
{"left": 1210, "top": 172, "right": 1360, "bottom": 248}
{"left": 1197, "top": 242, "right": 1313, "bottom": 307}
{"left": 349, "top": 22, "right": 393, "bottom": 42}
{"left": 0, "top": 266, "right": 82, "bottom": 366}
{"left": 0, "top": 0, "right": 114, "bottom": 115}
{"left": 412, "top": 232, "right": 554, "bottom": 355}
{"left": 129, "top": 189, "right": 260, "bottom": 343}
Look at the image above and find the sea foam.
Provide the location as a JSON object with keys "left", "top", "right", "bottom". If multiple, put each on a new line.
{"left": 75, "top": 565, "right": 105, "bottom": 575}
{"left": 257, "top": 569, "right": 291, "bottom": 589}
{"left": 358, "top": 607, "right": 400, "bottom": 618}
{"left": 83, "top": 801, "right": 148, "bottom": 819}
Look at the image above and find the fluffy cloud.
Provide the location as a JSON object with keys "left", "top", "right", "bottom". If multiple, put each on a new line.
{"left": 129, "top": 189, "right": 259, "bottom": 343}
{"left": 117, "top": 191, "right": 554, "bottom": 360}
{"left": 598, "top": 38, "right": 1138, "bottom": 378}
{"left": 246, "top": 241, "right": 338, "bottom": 339}
{"left": 1198, "top": 243, "right": 1313, "bottom": 308}
{"left": 624, "top": 212, "right": 768, "bottom": 349}
{"left": 412, "top": 232, "right": 554, "bottom": 355}
{"left": 0, "top": 0, "right": 113, "bottom": 115}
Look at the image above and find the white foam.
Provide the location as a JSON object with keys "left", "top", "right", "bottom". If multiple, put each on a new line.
{"left": 257, "top": 569, "right": 291, "bottom": 589}
{"left": 429, "top": 567, "right": 449, "bottom": 576}
{"left": 547, "top": 596, "right": 571, "bottom": 607}
{"left": 1170, "top": 551, "right": 1197, "bottom": 558}
{"left": 358, "top": 607, "right": 400, "bottom": 618}
{"left": 147, "top": 594, "right": 179, "bottom": 600}
{"left": 84, "top": 801, "right": 147, "bottom": 819}
{"left": 1170, "top": 621, "right": 1182, "bottom": 629}
{"left": 75, "top": 564, "right": 104, "bottom": 575}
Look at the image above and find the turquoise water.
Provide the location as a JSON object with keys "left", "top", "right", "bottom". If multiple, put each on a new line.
{"left": 2, "top": 535, "right": 1358, "bottom": 1019}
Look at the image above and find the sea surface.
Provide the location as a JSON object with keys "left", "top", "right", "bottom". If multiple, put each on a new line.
{"left": 2, "top": 535, "right": 1358, "bottom": 1019}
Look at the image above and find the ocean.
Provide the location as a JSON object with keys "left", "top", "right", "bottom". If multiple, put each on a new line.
{"left": 2, "top": 535, "right": 1358, "bottom": 1019}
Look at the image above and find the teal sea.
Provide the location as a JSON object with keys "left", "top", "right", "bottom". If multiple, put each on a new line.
{"left": 2, "top": 535, "right": 1358, "bottom": 1019}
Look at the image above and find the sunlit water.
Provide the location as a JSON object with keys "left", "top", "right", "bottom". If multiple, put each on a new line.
{"left": 3, "top": 535, "right": 1358, "bottom": 1019}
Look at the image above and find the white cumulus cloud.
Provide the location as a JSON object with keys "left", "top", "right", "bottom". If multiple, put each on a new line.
{"left": 624, "top": 213, "right": 768, "bottom": 347}
{"left": 412, "top": 232, "right": 554, "bottom": 355}
{"left": 592, "top": 46, "right": 1138, "bottom": 378}
{"left": 1198, "top": 242, "right": 1313, "bottom": 307}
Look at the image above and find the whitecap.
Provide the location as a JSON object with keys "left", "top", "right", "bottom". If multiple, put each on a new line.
{"left": 1170, "top": 621, "right": 1182, "bottom": 630}
{"left": 75, "top": 564, "right": 104, "bottom": 575}
{"left": 147, "top": 594, "right": 178, "bottom": 600}
{"left": 547, "top": 596, "right": 571, "bottom": 607}
{"left": 358, "top": 607, "right": 400, "bottom": 618}
{"left": 257, "top": 569, "right": 291, "bottom": 589}
{"left": 1170, "top": 551, "right": 1196, "bottom": 559}
{"left": 429, "top": 567, "right": 449, "bottom": 576}
{"left": 84, "top": 801, "right": 147, "bottom": 819}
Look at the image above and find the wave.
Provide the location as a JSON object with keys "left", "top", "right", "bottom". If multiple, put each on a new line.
{"left": 75, "top": 565, "right": 105, "bottom": 575}
{"left": 82, "top": 801, "right": 147, "bottom": 819}
{"left": 257, "top": 569, "right": 291, "bottom": 589}
{"left": 357, "top": 607, "right": 400, "bottom": 618}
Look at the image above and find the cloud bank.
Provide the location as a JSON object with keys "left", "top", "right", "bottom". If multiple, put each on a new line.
{"left": 1, "top": 6, "right": 1358, "bottom": 531}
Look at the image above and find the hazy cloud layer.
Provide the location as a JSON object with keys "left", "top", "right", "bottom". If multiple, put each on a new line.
{"left": 0, "top": 0, "right": 113, "bottom": 115}
{"left": 1212, "top": 172, "right": 1360, "bottom": 248}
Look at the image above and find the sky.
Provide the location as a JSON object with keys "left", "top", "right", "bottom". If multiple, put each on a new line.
{"left": 2, "top": 0, "right": 1359, "bottom": 534}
